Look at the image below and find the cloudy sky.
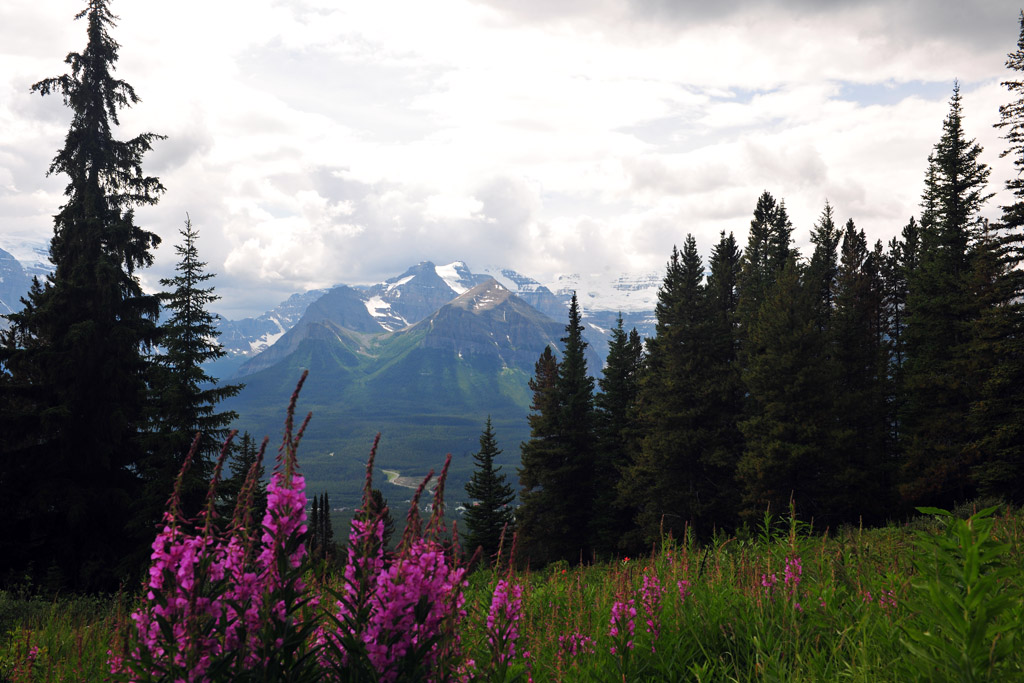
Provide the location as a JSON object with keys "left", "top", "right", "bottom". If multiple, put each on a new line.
{"left": 1, "top": 0, "right": 1021, "bottom": 318}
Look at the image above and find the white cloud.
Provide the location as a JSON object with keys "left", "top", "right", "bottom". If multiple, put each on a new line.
{"left": 0, "top": 0, "right": 1020, "bottom": 317}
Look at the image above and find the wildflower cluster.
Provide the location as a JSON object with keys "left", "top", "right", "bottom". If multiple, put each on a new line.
{"left": 112, "top": 373, "right": 469, "bottom": 683}
{"left": 486, "top": 579, "right": 524, "bottom": 663}
{"left": 640, "top": 570, "right": 665, "bottom": 652}
{"left": 677, "top": 579, "right": 692, "bottom": 604}
{"left": 608, "top": 598, "right": 636, "bottom": 655}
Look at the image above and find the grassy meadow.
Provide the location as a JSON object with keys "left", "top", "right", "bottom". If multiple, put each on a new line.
{"left": 2, "top": 505, "right": 1021, "bottom": 682}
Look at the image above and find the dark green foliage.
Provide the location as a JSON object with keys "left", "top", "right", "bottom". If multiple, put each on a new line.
{"left": 882, "top": 218, "right": 920, "bottom": 448}
{"left": 901, "top": 84, "right": 993, "bottom": 508}
{"left": 623, "top": 238, "right": 718, "bottom": 544}
{"left": 309, "top": 492, "right": 336, "bottom": 560}
{"left": 219, "top": 431, "right": 267, "bottom": 522}
{"left": 738, "top": 191, "right": 790, "bottom": 331}
{"left": 900, "top": 506, "right": 1021, "bottom": 681}
{"left": 830, "top": 222, "right": 892, "bottom": 524}
{"left": 806, "top": 201, "right": 841, "bottom": 332}
{"left": 738, "top": 258, "right": 834, "bottom": 524}
{"left": 517, "top": 347, "right": 561, "bottom": 565}
{"left": 0, "top": 0, "right": 164, "bottom": 591}
{"left": 463, "top": 417, "right": 516, "bottom": 565}
{"left": 141, "top": 217, "right": 242, "bottom": 524}
{"left": 517, "top": 294, "right": 596, "bottom": 566}
{"left": 968, "top": 15, "right": 1024, "bottom": 504}
{"left": 593, "top": 316, "right": 644, "bottom": 555}
{"left": 699, "top": 231, "right": 745, "bottom": 529}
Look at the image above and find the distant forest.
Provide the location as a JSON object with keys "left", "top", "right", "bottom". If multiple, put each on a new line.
{"left": 514, "top": 79, "right": 1024, "bottom": 564}
{"left": 1, "top": 0, "right": 1023, "bottom": 592}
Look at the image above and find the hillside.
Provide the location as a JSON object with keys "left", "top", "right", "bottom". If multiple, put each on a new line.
{"left": 222, "top": 279, "right": 567, "bottom": 512}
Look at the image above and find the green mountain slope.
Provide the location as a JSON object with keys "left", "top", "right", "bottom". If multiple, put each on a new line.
{"left": 222, "top": 279, "right": 563, "bottom": 515}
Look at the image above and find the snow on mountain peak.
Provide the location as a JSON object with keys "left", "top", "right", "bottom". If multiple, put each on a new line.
{"left": 545, "top": 271, "right": 661, "bottom": 313}
{"left": 434, "top": 261, "right": 474, "bottom": 295}
{"left": 451, "top": 278, "right": 512, "bottom": 313}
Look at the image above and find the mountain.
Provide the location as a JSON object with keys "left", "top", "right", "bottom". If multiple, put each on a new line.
{"left": 478, "top": 266, "right": 566, "bottom": 320}
{"left": 217, "top": 288, "right": 330, "bottom": 357}
{"left": 235, "top": 285, "right": 383, "bottom": 376}
{"left": 358, "top": 260, "right": 489, "bottom": 330}
{"left": 212, "top": 261, "right": 662, "bottom": 373}
{"left": 222, "top": 278, "right": 567, "bottom": 511}
{"left": 0, "top": 247, "right": 34, "bottom": 331}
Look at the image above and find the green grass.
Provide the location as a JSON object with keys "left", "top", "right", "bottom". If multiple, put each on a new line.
{"left": 3, "top": 506, "right": 1022, "bottom": 682}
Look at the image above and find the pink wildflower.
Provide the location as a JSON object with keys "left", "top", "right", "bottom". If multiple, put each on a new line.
{"left": 677, "top": 578, "right": 692, "bottom": 604}
{"left": 784, "top": 556, "right": 802, "bottom": 592}
{"left": 608, "top": 598, "right": 636, "bottom": 655}
{"left": 640, "top": 570, "right": 665, "bottom": 652}
{"left": 487, "top": 579, "right": 524, "bottom": 664}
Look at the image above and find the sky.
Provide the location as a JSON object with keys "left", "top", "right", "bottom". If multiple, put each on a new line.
{"left": 1, "top": 0, "right": 1022, "bottom": 318}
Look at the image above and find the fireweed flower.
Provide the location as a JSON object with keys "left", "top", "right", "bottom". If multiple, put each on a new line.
{"left": 332, "top": 454, "right": 467, "bottom": 683}
{"left": 640, "top": 570, "right": 665, "bottom": 652}
{"left": 486, "top": 579, "right": 524, "bottom": 663}
{"left": 361, "top": 538, "right": 467, "bottom": 682}
{"left": 677, "top": 579, "right": 692, "bottom": 604}
{"left": 784, "top": 556, "right": 802, "bottom": 593}
{"left": 608, "top": 598, "right": 637, "bottom": 655}
{"left": 557, "top": 633, "right": 596, "bottom": 658}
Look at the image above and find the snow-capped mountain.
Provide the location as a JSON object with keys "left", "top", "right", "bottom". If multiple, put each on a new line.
{"left": 357, "top": 261, "right": 488, "bottom": 331}
{"left": 0, "top": 247, "right": 34, "bottom": 330}
{"left": 217, "top": 288, "right": 330, "bottom": 357}
{"left": 215, "top": 260, "right": 662, "bottom": 369}
{"left": 0, "top": 246, "right": 663, "bottom": 359}
{"left": 545, "top": 271, "right": 662, "bottom": 314}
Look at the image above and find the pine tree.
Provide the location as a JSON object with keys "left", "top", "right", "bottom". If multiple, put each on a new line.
{"left": 622, "top": 237, "right": 718, "bottom": 544}
{"left": 517, "top": 294, "right": 596, "bottom": 565}
{"left": 969, "top": 17, "right": 1024, "bottom": 504}
{"left": 220, "top": 431, "right": 267, "bottom": 521}
{"left": 593, "top": 316, "right": 644, "bottom": 555}
{"left": 830, "top": 221, "right": 892, "bottom": 524}
{"left": 900, "top": 83, "right": 993, "bottom": 507}
{"left": 308, "top": 495, "right": 321, "bottom": 556}
{"left": 738, "top": 257, "right": 835, "bottom": 523}
{"left": 321, "top": 493, "right": 334, "bottom": 557}
{"left": 516, "top": 346, "right": 561, "bottom": 565}
{"left": 738, "top": 192, "right": 783, "bottom": 329}
{"left": 142, "top": 216, "right": 242, "bottom": 524}
{"left": 701, "top": 231, "right": 745, "bottom": 528}
{"left": 0, "top": 0, "right": 165, "bottom": 590}
{"left": 806, "top": 201, "right": 841, "bottom": 332}
{"left": 353, "top": 489, "right": 395, "bottom": 555}
{"left": 463, "top": 417, "right": 516, "bottom": 565}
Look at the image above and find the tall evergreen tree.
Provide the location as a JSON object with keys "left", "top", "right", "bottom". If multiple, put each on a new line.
{"left": 517, "top": 346, "right": 563, "bottom": 565}
{"left": 806, "top": 201, "right": 841, "bottom": 332}
{"left": 738, "top": 191, "right": 783, "bottom": 329}
{"left": 0, "top": 0, "right": 165, "bottom": 590}
{"left": 321, "top": 493, "right": 334, "bottom": 556}
{"left": 219, "top": 431, "right": 267, "bottom": 521}
{"left": 308, "top": 496, "right": 321, "bottom": 556}
{"left": 700, "top": 231, "right": 745, "bottom": 530}
{"left": 518, "top": 294, "right": 596, "bottom": 565}
{"left": 969, "top": 16, "right": 1024, "bottom": 504}
{"left": 830, "top": 221, "right": 892, "bottom": 524}
{"left": 594, "top": 316, "right": 644, "bottom": 555}
{"left": 463, "top": 417, "right": 516, "bottom": 565}
{"left": 900, "top": 83, "right": 992, "bottom": 507}
{"left": 738, "top": 257, "right": 835, "bottom": 524}
{"left": 621, "top": 237, "right": 717, "bottom": 544}
{"left": 142, "top": 217, "right": 242, "bottom": 524}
